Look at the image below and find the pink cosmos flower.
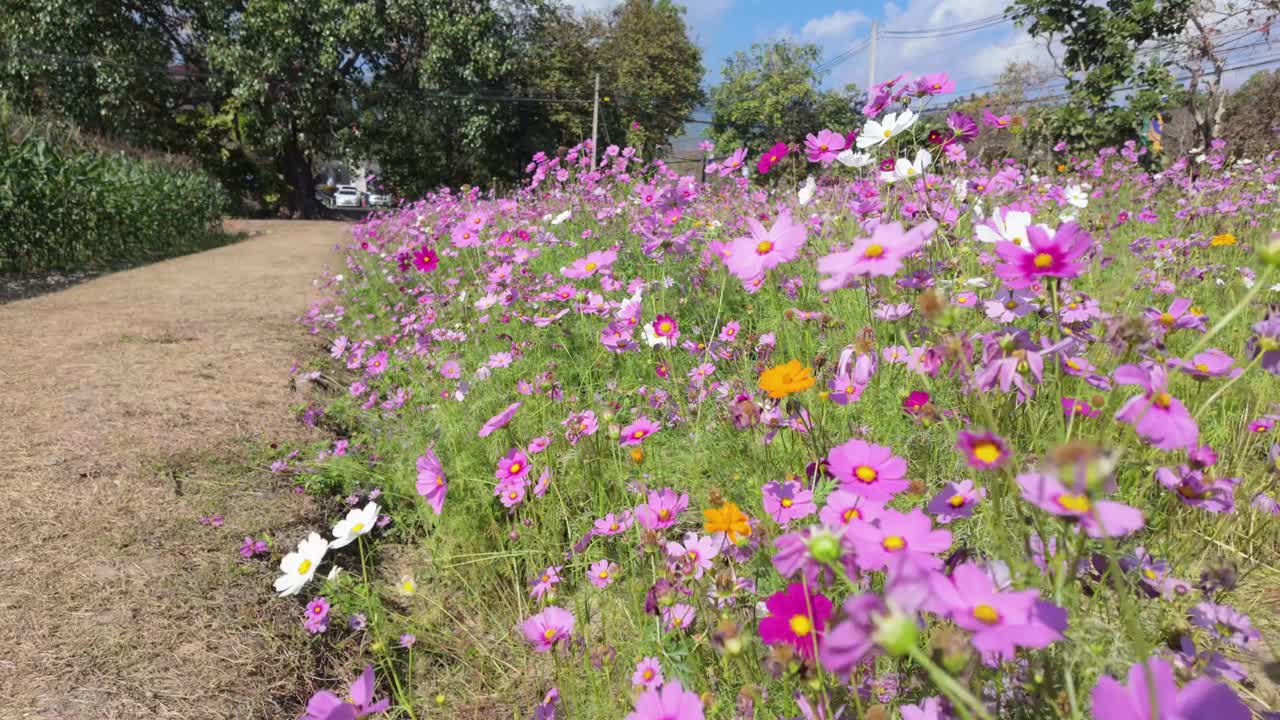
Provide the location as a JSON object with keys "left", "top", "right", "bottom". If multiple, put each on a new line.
{"left": 562, "top": 409, "right": 598, "bottom": 445}
{"left": 587, "top": 559, "right": 619, "bottom": 588}
{"left": 620, "top": 414, "right": 660, "bottom": 446}
{"left": 520, "top": 606, "right": 575, "bottom": 653}
{"left": 666, "top": 532, "right": 720, "bottom": 579}
{"left": 762, "top": 479, "right": 816, "bottom": 524}
{"left": 1113, "top": 363, "right": 1199, "bottom": 450}
{"left": 818, "top": 491, "right": 885, "bottom": 529}
{"left": 415, "top": 447, "right": 447, "bottom": 515}
{"left": 718, "top": 147, "right": 747, "bottom": 177}
{"left": 495, "top": 476, "right": 526, "bottom": 508}
{"left": 993, "top": 221, "right": 1091, "bottom": 289}
{"left": 631, "top": 657, "right": 664, "bottom": 688}
{"left": 758, "top": 583, "right": 833, "bottom": 659}
{"left": 982, "top": 108, "right": 1012, "bottom": 128}
{"left": 1169, "top": 349, "right": 1240, "bottom": 380}
{"left": 562, "top": 249, "right": 617, "bottom": 279}
{"left": 725, "top": 211, "right": 807, "bottom": 280}
{"left": 757, "top": 141, "right": 789, "bottom": 175}
{"left": 845, "top": 508, "right": 952, "bottom": 571}
{"left": 804, "top": 129, "right": 846, "bottom": 166}
{"left": 533, "top": 467, "right": 552, "bottom": 497}
{"left": 593, "top": 511, "right": 634, "bottom": 536}
{"left": 1017, "top": 471, "right": 1144, "bottom": 537}
{"left": 816, "top": 220, "right": 937, "bottom": 289}
{"left": 826, "top": 438, "right": 910, "bottom": 501}
{"left": 662, "top": 603, "right": 696, "bottom": 630}
{"left": 625, "top": 679, "right": 704, "bottom": 720}
{"left": 364, "top": 351, "right": 389, "bottom": 376}
{"left": 300, "top": 665, "right": 390, "bottom": 720}
{"left": 478, "top": 401, "right": 522, "bottom": 437}
{"left": 530, "top": 566, "right": 561, "bottom": 600}
{"left": 495, "top": 447, "right": 531, "bottom": 483}
{"left": 1091, "top": 657, "right": 1249, "bottom": 720}
{"left": 956, "top": 430, "right": 1010, "bottom": 470}
{"left": 912, "top": 71, "right": 955, "bottom": 96}
{"left": 1144, "top": 297, "right": 1208, "bottom": 336}
{"left": 636, "top": 488, "right": 689, "bottom": 530}
{"left": 928, "top": 562, "right": 1066, "bottom": 661}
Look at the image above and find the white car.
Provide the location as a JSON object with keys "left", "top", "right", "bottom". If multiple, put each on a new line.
{"left": 367, "top": 191, "right": 393, "bottom": 207}
{"left": 334, "top": 186, "right": 363, "bottom": 208}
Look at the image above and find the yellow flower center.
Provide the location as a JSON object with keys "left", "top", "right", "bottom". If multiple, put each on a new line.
{"left": 820, "top": 144, "right": 828, "bottom": 151}
{"left": 1066, "top": 359, "right": 1081, "bottom": 370}
{"left": 543, "top": 628, "right": 557, "bottom": 641}
{"left": 599, "top": 571, "right": 610, "bottom": 579}
{"left": 643, "top": 669, "right": 654, "bottom": 680}
{"left": 541, "top": 574, "right": 550, "bottom": 583}
{"left": 1005, "top": 300, "right": 1018, "bottom": 310}
{"left": 658, "top": 509, "right": 671, "bottom": 520}
{"left": 780, "top": 498, "right": 793, "bottom": 508}
{"left": 1194, "top": 363, "right": 1209, "bottom": 372}
{"left": 855, "top": 466, "right": 878, "bottom": 483}
{"left": 864, "top": 244, "right": 885, "bottom": 258}
{"left": 948, "top": 494, "right": 966, "bottom": 508}
{"left": 632, "top": 429, "right": 645, "bottom": 439}
{"left": 972, "top": 604, "right": 1000, "bottom": 625}
{"left": 843, "top": 508, "right": 861, "bottom": 522}
{"left": 1159, "top": 312, "right": 1175, "bottom": 326}
{"left": 297, "top": 559, "right": 313, "bottom": 575}
{"left": 973, "top": 441, "right": 1001, "bottom": 464}
{"left": 789, "top": 614, "right": 814, "bottom": 637}
{"left": 658, "top": 322, "right": 673, "bottom": 334}
{"left": 1154, "top": 392, "right": 1173, "bottom": 409}
{"left": 1033, "top": 252, "right": 1053, "bottom": 268}
{"left": 756, "top": 240, "right": 774, "bottom": 255}
{"left": 509, "top": 463, "right": 522, "bottom": 474}
{"left": 584, "top": 261, "right": 598, "bottom": 271}
{"left": 1057, "top": 493, "right": 1090, "bottom": 513}
{"left": 1142, "top": 568, "right": 1158, "bottom": 580}
{"left": 351, "top": 523, "right": 364, "bottom": 534}
{"left": 313, "top": 604, "right": 325, "bottom": 614}
{"left": 609, "top": 523, "right": 619, "bottom": 531}
{"left": 882, "top": 535, "right": 906, "bottom": 551}
{"left": 508, "top": 491, "right": 519, "bottom": 500}
{"left": 882, "top": 129, "right": 892, "bottom": 138}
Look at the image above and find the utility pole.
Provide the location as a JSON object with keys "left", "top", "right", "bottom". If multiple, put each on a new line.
{"left": 867, "top": 22, "right": 878, "bottom": 91}
{"left": 591, "top": 73, "right": 600, "bottom": 172}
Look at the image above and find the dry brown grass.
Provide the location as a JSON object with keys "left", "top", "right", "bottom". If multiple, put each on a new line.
{"left": 0, "top": 220, "right": 348, "bottom": 719}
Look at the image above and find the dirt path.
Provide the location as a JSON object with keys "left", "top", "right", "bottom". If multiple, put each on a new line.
{"left": 0, "top": 220, "right": 346, "bottom": 719}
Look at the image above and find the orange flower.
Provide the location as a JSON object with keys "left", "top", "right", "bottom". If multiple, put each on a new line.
{"left": 703, "top": 502, "right": 751, "bottom": 542}
{"left": 758, "top": 359, "right": 815, "bottom": 399}
{"left": 1210, "top": 233, "right": 1237, "bottom": 247}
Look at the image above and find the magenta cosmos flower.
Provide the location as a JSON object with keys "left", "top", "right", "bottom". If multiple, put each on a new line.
{"left": 762, "top": 479, "right": 817, "bottom": 524}
{"left": 929, "top": 562, "right": 1066, "bottom": 661}
{"left": 826, "top": 438, "right": 909, "bottom": 501}
{"left": 956, "top": 430, "right": 1010, "bottom": 470}
{"left": 620, "top": 414, "right": 660, "bottom": 447}
{"left": 626, "top": 679, "right": 704, "bottom": 720}
{"left": 414, "top": 447, "right": 447, "bottom": 515}
{"left": 759, "top": 583, "right": 834, "bottom": 659}
{"left": 411, "top": 246, "right": 438, "bottom": 273}
{"left": 845, "top": 508, "right": 952, "bottom": 572}
{"left": 1017, "top": 471, "right": 1144, "bottom": 537}
{"left": 756, "top": 141, "right": 789, "bottom": 175}
{"left": 1113, "top": 363, "right": 1199, "bottom": 451}
{"left": 926, "top": 480, "right": 985, "bottom": 523}
{"left": 817, "top": 220, "right": 937, "bottom": 288}
{"left": 804, "top": 129, "right": 846, "bottom": 166}
{"left": 496, "top": 447, "right": 531, "bottom": 483}
{"left": 300, "top": 664, "right": 390, "bottom": 720}
{"left": 632, "top": 656, "right": 663, "bottom": 688}
{"left": 993, "top": 221, "right": 1091, "bottom": 289}
{"left": 520, "top": 606, "right": 575, "bottom": 653}
{"left": 725, "top": 211, "right": 807, "bottom": 281}
{"left": 561, "top": 249, "right": 616, "bottom": 279}
{"left": 1091, "top": 657, "right": 1249, "bottom": 720}
{"left": 636, "top": 488, "right": 689, "bottom": 530}
{"left": 478, "top": 401, "right": 522, "bottom": 437}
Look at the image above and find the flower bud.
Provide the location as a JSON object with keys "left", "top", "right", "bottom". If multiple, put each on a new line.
{"left": 872, "top": 607, "right": 919, "bottom": 657}
{"left": 806, "top": 530, "right": 841, "bottom": 565}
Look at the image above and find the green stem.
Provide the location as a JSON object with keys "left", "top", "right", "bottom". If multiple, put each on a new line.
{"left": 907, "top": 645, "right": 993, "bottom": 720}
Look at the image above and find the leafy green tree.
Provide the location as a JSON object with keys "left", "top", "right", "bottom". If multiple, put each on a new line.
{"left": 1009, "top": 0, "right": 1193, "bottom": 150}
{"left": 707, "top": 40, "right": 861, "bottom": 156}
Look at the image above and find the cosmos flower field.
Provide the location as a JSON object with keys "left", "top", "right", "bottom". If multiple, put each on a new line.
{"left": 278, "top": 74, "right": 1280, "bottom": 719}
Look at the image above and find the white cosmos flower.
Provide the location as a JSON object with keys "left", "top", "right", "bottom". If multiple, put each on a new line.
{"left": 836, "top": 149, "right": 875, "bottom": 168}
{"left": 963, "top": 277, "right": 991, "bottom": 288}
{"left": 798, "top": 176, "right": 816, "bottom": 206}
{"left": 329, "top": 501, "right": 380, "bottom": 549}
{"left": 1064, "top": 184, "right": 1089, "bottom": 209}
{"left": 878, "top": 149, "right": 931, "bottom": 183}
{"left": 951, "top": 178, "right": 968, "bottom": 201}
{"left": 274, "top": 532, "right": 328, "bottom": 596}
{"left": 856, "top": 109, "right": 917, "bottom": 149}
{"left": 974, "top": 209, "right": 1049, "bottom": 250}
{"left": 551, "top": 209, "right": 572, "bottom": 225}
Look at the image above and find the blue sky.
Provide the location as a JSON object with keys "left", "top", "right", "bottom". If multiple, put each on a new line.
{"left": 567, "top": 0, "right": 1051, "bottom": 96}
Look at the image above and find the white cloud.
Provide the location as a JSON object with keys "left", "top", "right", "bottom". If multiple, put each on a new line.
{"left": 802, "top": 10, "right": 870, "bottom": 40}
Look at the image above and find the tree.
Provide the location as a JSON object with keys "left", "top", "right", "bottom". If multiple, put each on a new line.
{"left": 1010, "top": 0, "right": 1194, "bottom": 149}
{"left": 707, "top": 40, "right": 861, "bottom": 156}
{"left": 1221, "top": 69, "right": 1280, "bottom": 157}
{"left": 598, "top": 0, "right": 705, "bottom": 157}
{"left": 1154, "top": 1, "right": 1279, "bottom": 150}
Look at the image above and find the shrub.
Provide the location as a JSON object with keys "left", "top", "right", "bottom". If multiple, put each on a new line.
{"left": 0, "top": 107, "right": 227, "bottom": 273}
